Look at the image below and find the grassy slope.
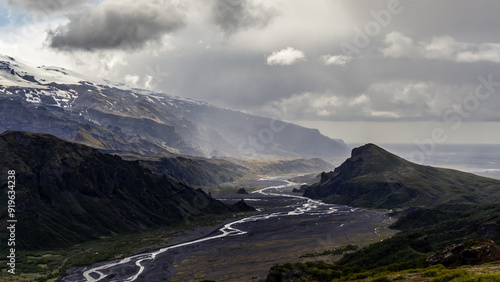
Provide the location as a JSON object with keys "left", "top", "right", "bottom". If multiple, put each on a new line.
{"left": 268, "top": 260, "right": 500, "bottom": 281}
{"left": 303, "top": 144, "right": 500, "bottom": 209}
{"left": 267, "top": 202, "right": 500, "bottom": 281}
{"left": 391, "top": 202, "right": 500, "bottom": 250}
{"left": 269, "top": 145, "right": 500, "bottom": 280}
{"left": 0, "top": 131, "right": 237, "bottom": 251}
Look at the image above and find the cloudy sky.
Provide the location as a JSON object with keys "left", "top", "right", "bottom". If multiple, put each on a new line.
{"left": 1, "top": 0, "right": 500, "bottom": 144}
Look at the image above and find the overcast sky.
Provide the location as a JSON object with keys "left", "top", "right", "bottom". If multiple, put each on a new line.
{"left": 1, "top": 0, "right": 500, "bottom": 144}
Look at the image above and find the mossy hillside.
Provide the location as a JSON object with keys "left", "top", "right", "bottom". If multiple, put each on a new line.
{"left": 267, "top": 201, "right": 500, "bottom": 281}
{"left": 0, "top": 131, "right": 238, "bottom": 251}
{"left": 392, "top": 202, "right": 500, "bottom": 250}
{"left": 268, "top": 261, "right": 500, "bottom": 282}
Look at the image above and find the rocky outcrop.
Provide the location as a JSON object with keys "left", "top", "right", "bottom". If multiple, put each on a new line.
{"left": 231, "top": 200, "right": 256, "bottom": 212}
{"left": 237, "top": 188, "right": 249, "bottom": 194}
{"left": 425, "top": 239, "right": 500, "bottom": 267}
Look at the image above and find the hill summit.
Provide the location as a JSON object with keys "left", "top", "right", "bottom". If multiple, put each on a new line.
{"left": 303, "top": 144, "right": 500, "bottom": 209}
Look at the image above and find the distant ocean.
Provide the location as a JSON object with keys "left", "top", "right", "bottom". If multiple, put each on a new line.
{"left": 349, "top": 143, "right": 500, "bottom": 180}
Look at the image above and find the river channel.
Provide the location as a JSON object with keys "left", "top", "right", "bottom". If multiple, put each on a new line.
{"left": 63, "top": 176, "right": 393, "bottom": 281}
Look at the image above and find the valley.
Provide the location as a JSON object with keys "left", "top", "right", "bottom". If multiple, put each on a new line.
{"left": 62, "top": 176, "right": 393, "bottom": 282}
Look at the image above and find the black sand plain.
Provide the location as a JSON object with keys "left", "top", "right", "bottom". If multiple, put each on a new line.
{"left": 63, "top": 177, "right": 394, "bottom": 281}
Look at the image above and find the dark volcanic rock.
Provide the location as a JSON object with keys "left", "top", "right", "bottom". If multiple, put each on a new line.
{"left": 231, "top": 199, "right": 256, "bottom": 212}
{"left": 237, "top": 188, "right": 249, "bottom": 194}
{"left": 293, "top": 185, "right": 308, "bottom": 193}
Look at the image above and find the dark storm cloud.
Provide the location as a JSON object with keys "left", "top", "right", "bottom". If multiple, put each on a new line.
{"left": 211, "top": 0, "right": 277, "bottom": 35}
{"left": 6, "top": 0, "right": 90, "bottom": 15}
{"left": 48, "top": 0, "right": 499, "bottom": 124}
{"left": 47, "top": 0, "right": 185, "bottom": 51}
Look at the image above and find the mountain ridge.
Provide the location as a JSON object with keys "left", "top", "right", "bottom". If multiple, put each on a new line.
{"left": 303, "top": 143, "right": 500, "bottom": 209}
{"left": 0, "top": 54, "right": 348, "bottom": 159}
{"left": 0, "top": 131, "right": 251, "bottom": 250}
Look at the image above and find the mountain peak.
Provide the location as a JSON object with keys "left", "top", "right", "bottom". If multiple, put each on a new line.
{"left": 342, "top": 143, "right": 408, "bottom": 176}
{"left": 0, "top": 55, "right": 349, "bottom": 158}
{"left": 351, "top": 143, "right": 384, "bottom": 157}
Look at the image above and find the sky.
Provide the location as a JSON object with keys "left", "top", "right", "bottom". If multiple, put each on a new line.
{"left": 1, "top": 0, "right": 500, "bottom": 145}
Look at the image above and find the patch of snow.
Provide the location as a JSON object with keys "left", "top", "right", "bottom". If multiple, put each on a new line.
{"left": 25, "top": 92, "right": 41, "bottom": 103}
{"left": 88, "top": 119, "right": 101, "bottom": 126}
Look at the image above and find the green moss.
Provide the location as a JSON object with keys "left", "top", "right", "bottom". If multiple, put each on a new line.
{"left": 338, "top": 233, "right": 427, "bottom": 270}
{"left": 431, "top": 270, "right": 470, "bottom": 282}
{"left": 421, "top": 269, "right": 439, "bottom": 277}
{"left": 470, "top": 274, "right": 500, "bottom": 281}
{"left": 371, "top": 277, "right": 391, "bottom": 282}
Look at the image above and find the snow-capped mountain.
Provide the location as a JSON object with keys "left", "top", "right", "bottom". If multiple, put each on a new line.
{"left": 0, "top": 55, "right": 348, "bottom": 158}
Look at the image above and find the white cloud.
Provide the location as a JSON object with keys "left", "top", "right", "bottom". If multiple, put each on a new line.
{"left": 263, "top": 79, "right": 498, "bottom": 122}
{"left": 144, "top": 75, "right": 154, "bottom": 89}
{"left": 320, "top": 54, "right": 352, "bottom": 66}
{"left": 370, "top": 111, "right": 400, "bottom": 119}
{"left": 124, "top": 74, "right": 140, "bottom": 87}
{"left": 349, "top": 94, "right": 369, "bottom": 106}
{"left": 379, "top": 31, "right": 418, "bottom": 58}
{"left": 392, "top": 82, "right": 432, "bottom": 105}
{"left": 456, "top": 43, "right": 500, "bottom": 63}
{"left": 380, "top": 32, "right": 500, "bottom": 64}
{"left": 423, "top": 35, "right": 458, "bottom": 60}
{"left": 265, "top": 91, "right": 371, "bottom": 120}
{"left": 266, "top": 47, "right": 306, "bottom": 66}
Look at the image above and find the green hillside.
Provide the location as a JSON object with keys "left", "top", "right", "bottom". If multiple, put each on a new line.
{"left": 303, "top": 144, "right": 500, "bottom": 209}
{"left": 0, "top": 131, "right": 246, "bottom": 250}
{"left": 267, "top": 201, "right": 500, "bottom": 281}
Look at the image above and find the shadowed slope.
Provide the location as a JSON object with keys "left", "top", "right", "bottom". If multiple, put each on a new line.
{"left": 0, "top": 131, "right": 238, "bottom": 250}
